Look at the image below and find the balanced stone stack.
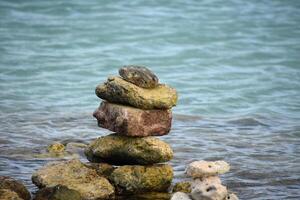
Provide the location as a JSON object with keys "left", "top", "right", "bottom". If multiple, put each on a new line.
{"left": 86, "top": 66, "right": 178, "bottom": 196}
{"left": 30, "top": 66, "right": 177, "bottom": 200}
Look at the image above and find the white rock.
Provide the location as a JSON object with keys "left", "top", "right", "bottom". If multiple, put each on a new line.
{"left": 186, "top": 160, "right": 230, "bottom": 178}
{"left": 171, "top": 192, "right": 192, "bottom": 200}
{"left": 225, "top": 193, "right": 239, "bottom": 200}
{"left": 190, "top": 176, "right": 228, "bottom": 200}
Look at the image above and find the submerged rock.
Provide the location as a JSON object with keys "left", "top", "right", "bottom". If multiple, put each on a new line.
{"left": 93, "top": 101, "right": 172, "bottom": 137}
{"left": 95, "top": 76, "right": 177, "bottom": 109}
{"left": 47, "top": 142, "right": 65, "bottom": 154}
{"left": 85, "top": 134, "right": 173, "bottom": 165}
{"left": 190, "top": 177, "right": 227, "bottom": 200}
{"left": 172, "top": 181, "right": 191, "bottom": 193}
{"left": 0, "top": 189, "right": 23, "bottom": 200}
{"left": 0, "top": 176, "right": 31, "bottom": 200}
{"left": 186, "top": 160, "right": 230, "bottom": 178}
{"left": 119, "top": 65, "right": 159, "bottom": 88}
{"left": 32, "top": 159, "right": 114, "bottom": 200}
{"left": 109, "top": 164, "right": 173, "bottom": 195}
{"left": 171, "top": 192, "right": 191, "bottom": 200}
{"left": 34, "top": 185, "right": 81, "bottom": 200}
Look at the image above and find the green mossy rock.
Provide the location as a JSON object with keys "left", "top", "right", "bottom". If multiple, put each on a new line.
{"left": 116, "top": 192, "right": 171, "bottom": 200}
{"left": 34, "top": 185, "right": 82, "bottom": 200}
{"left": 0, "top": 189, "right": 24, "bottom": 200}
{"left": 32, "top": 159, "right": 115, "bottom": 200}
{"left": 84, "top": 134, "right": 173, "bottom": 165}
{"left": 109, "top": 165, "right": 173, "bottom": 195}
{"left": 95, "top": 76, "right": 177, "bottom": 109}
{"left": 172, "top": 181, "right": 191, "bottom": 193}
{"left": 0, "top": 176, "right": 31, "bottom": 200}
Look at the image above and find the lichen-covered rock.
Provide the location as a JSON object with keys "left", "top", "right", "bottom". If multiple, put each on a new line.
{"left": 0, "top": 176, "right": 31, "bottom": 200}
{"left": 225, "top": 193, "right": 239, "bottom": 200}
{"left": 117, "top": 192, "right": 171, "bottom": 200}
{"left": 0, "top": 189, "right": 24, "bottom": 200}
{"left": 93, "top": 101, "right": 172, "bottom": 137}
{"left": 109, "top": 164, "right": 173, "bottom": 195}
{"left": 171, "top": 192, "right": 191, "bottom": 200}
{"left": 119, "top": 65, "right": 159, "bottom": 88}
{"left": 47, "top": 142, "right": 65, "bottom": 154}
{"left": 190, "top": 177, "right": 227, "bottom": 200}
{"left": 85, "top": 134, "right": 173, "bottom": 165}
{"left": 186, "top": 160, "right": 230, "bottom": 178}
{"left": 32, "top": 159, "right": 114, "bottom": 200}
{"left": 172, "top": 181, "right": 191, "bottom": 193}
{"left": 84, "top": 163, "right": 115, "bottom": 179}
{"left": 95, "top": 76, "right": 177, "bottom": 110}
{"left": 34, "top": 185, "right": 82, "bottom": 200}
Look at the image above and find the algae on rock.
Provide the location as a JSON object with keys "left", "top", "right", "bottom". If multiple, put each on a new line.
{"left": 85, "top": 134, "right": 173, "bottom": 165}
{"left": 109, "top": 164, "right": 173, "bottom": 195}
{"left": 95, "top": 76, "right": 177, "bottom": 110}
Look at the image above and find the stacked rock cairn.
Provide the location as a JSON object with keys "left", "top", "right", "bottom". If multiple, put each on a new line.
{"left": 31, "top": 65, "right": 178, "bottom": 200}
{"left": 171, "top": 160, "right": 238, "bottom": 200}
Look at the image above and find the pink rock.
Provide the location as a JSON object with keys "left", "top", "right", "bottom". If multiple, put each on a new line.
{"left": 93, "top": 101, "right": 172, "bottom": 137}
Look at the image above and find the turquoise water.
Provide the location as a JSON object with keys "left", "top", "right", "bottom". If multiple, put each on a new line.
{"left": 0, "top": 0, "right": 300, "bottom": 199}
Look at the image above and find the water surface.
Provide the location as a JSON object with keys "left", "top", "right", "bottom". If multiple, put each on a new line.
{"left": 1, "top": 0, "right": 300, "bottom": 199}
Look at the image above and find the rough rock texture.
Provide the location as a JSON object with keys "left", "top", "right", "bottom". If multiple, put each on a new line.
{"left": 95, "top": 76, "right": 177, "bottom": 110}
{"left": 190, "top": 177, "right": 227, "bottom": 200}
{"left": 171, "top": 192, "right": 191, "bottom": 200}
{"left": 225, "top": 193, "right": 239, "bottom": 200}
{"left": 47, "top": 142, "right": 65, "bottom": 154}
{"left": 172, "top": 181, "right": 191, "bottom": 193}
{"left": 119, "top": 65, "right": 159, "bottom": 88}
{"left": 116, "top": 192, "right": 170, "bottom": 200}
{"left": 93, "top": 101, "right": 172, "bottom": 136}
{"left": 186, "top": 160, "right": 230, "bottom": 178}
{"left": 0, "top": 189, "right": 24, "bottom": 200}
{"left": 85, "top": 134, "right": 173, "bottom": 165}
{"left": 34, "top": 185, "right": 82, "bottom": 200}
{"left": 109, "top": 164, "right": 173, "bottom": 195}
{"left": 0, "top": 176, "right": 31, "bottom": 200}
{"left": 84, "top": 163, "right": 115, "bottom": 179}
{"left": 32, "top": 159, "right": 114, "bottom": 200}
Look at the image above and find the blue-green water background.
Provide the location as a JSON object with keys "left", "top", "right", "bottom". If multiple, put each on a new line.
{"left": 0, "top": 0, "right": 300, "bottom": 199}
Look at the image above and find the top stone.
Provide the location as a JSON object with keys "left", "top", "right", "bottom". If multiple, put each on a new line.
{"left": 119, "top": 65, "right": 159, "bottom": 88}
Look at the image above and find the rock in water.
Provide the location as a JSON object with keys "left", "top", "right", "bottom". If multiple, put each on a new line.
{"left": 109, "top": 164, "right": 173, "bottom": 194}
{"left": 0, "top": 176, "right": 31, "bottom": 200}
{"left": 84, "top": 134, "right": 173, "bottom": 165}
{"left": 93, "top": 101, "right": 172, "bottom": 137}
{"left": 186, "top": 160, "right": 230, "bottom": 178}
{"left": 190, "top": 177, "right": 227, "bottom": 200}
{"left": 47, "top": 142, "right": 65, "bottom": 154}
{"left": 32, "top": 159, "right": 114, "bottom": 200}
{"left": 95, "top": 76, "right": 177, "bottom": 110}
{"left": 0, "top": 189, "right": 24, "bottom": 200}
{"left": 119, "top": 65, "right": 159, "bottom": 88}
{"left": 171, "top": 192, "right": 192, "bottom": 200}
{"left": 34, "top": 185, "right": 81, "bottom": 200}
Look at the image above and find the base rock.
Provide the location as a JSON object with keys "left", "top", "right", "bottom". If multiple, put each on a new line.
{"left": 32, "top": 159, "right": 114, "bottom": 200}
{"left": 109, "top": 164, "right": 173, "bottom": 195}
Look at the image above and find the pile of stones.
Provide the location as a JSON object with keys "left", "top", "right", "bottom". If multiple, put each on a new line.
{"left": 171, "top": 160, "right": 238, "bottom": 200}
{"left": 30, "top": 66, "right": 178, "bottom": 200}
